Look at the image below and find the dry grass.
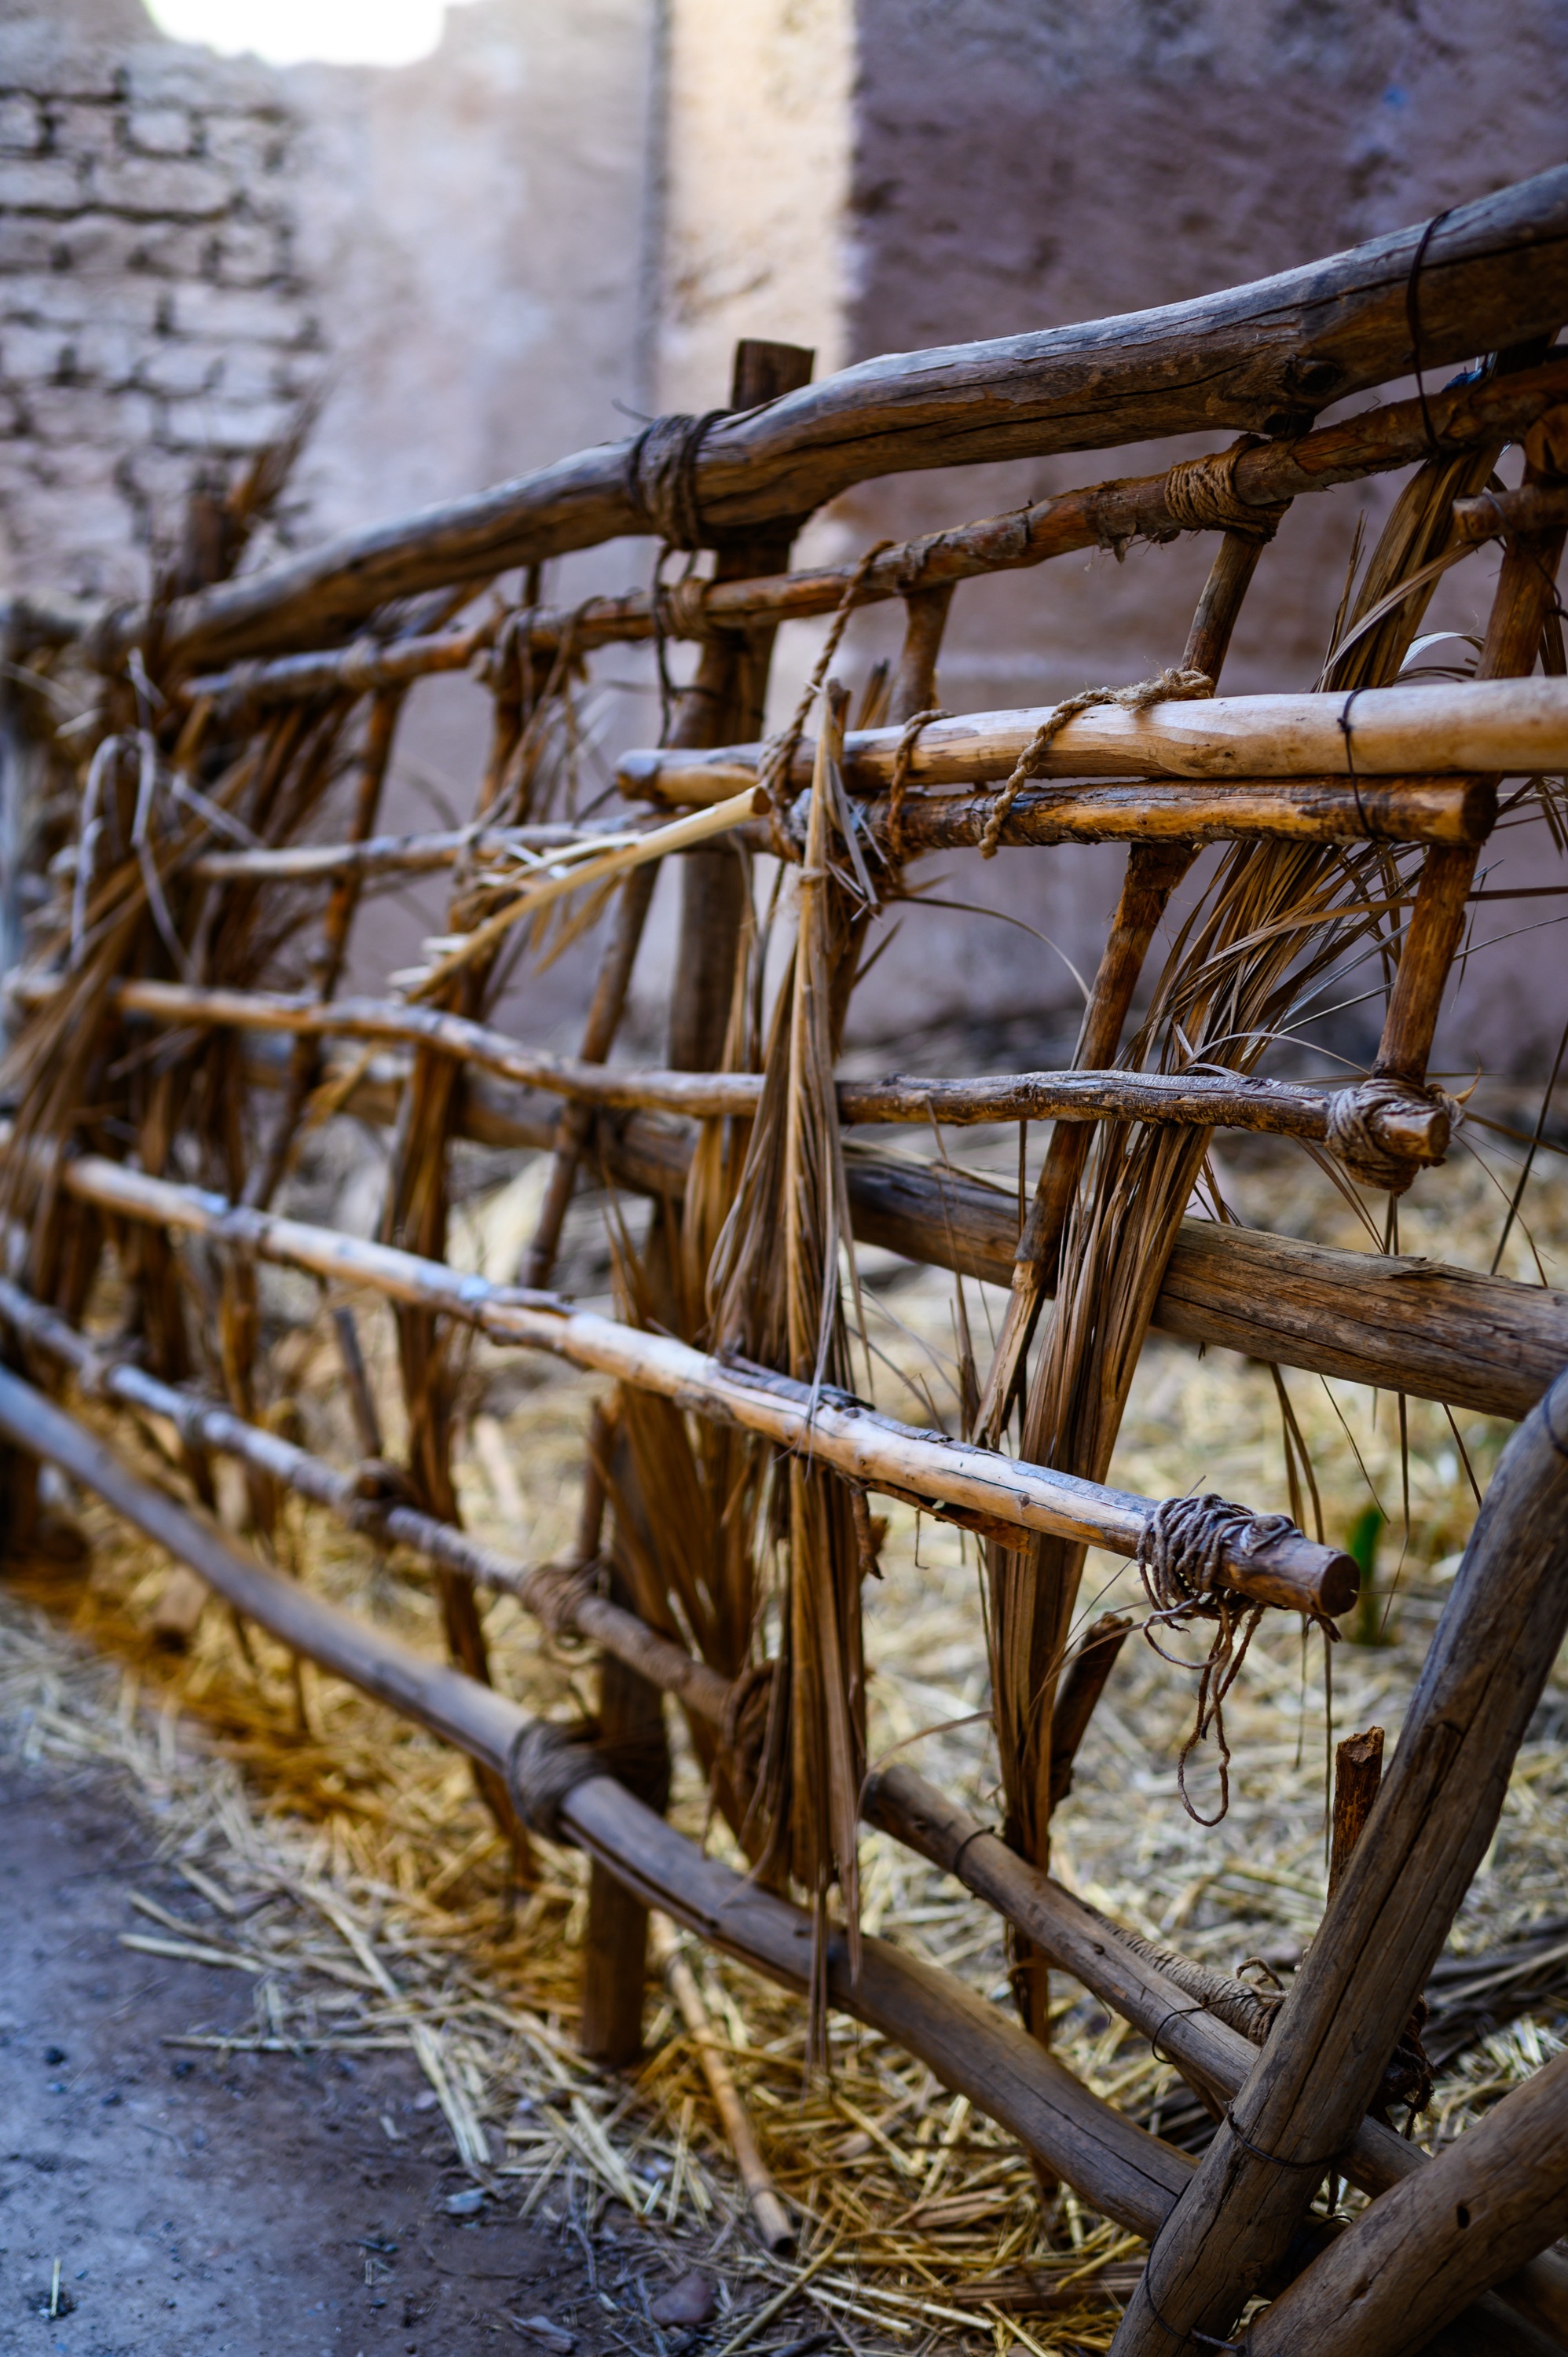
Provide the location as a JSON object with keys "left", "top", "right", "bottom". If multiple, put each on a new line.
{"left": 2, "top": 1125, "right": 1566, "bottom": 2352}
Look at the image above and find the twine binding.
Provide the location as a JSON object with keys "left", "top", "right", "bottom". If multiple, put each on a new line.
{"left": 1136, "top": 1492, "right": 1300, "bottom": 1826}
{"left": 977, "top": 665, "right": 1213, "bottom": 858}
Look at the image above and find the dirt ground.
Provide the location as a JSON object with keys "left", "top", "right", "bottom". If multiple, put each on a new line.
{"left": 0, "top": 1760, "right": 720, "bottom": 2357}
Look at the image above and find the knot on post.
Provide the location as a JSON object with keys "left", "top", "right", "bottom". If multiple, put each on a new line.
{"left": 1326, "top": 1075, "right": 1455, "bottom": 1193}
{"left": 505, "top": 1716, "right": 672, "bottom": 1840}
{"left": 626, "top": 410, "right": 729, "bottom": 551}
{"left": 1162, "top": 436, "right": 1289, "bottom": 541}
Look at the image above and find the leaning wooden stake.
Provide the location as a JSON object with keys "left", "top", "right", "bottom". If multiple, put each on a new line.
{"left": 1108, "top": 1365, "right": 1568, "bottom": 2355}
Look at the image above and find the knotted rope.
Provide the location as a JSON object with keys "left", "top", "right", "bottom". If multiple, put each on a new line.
{"left": 884, "top": 706, "right": 949, "bottom": 865}
{"left": 505, "top": 1715, "right": 670, "bottom": 1840}
{"left": 1162, "top": 436, "right": 1288, "bottom": 541}
{"left": 976, "top": 665, "right": 1213, "bottom": 859}
{"left": 1137, "top": 1492, "right": 1300, "bottom": 1827}
{"left": 625, "top": 409, "right": 729, "bottom": 550}
{"left": 754, "top": 540, "right": 892, "bottom": 857}
{"left": 1325, "top": 1073, "right": 1457, "bottom": 1193}
{"left": 654, "top": 570, "right": 717, "bottom": 641}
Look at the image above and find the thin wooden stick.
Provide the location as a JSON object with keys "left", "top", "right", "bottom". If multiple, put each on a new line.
{"left": 53, "top": 1155, "right": 1357, "bottom": 1618}
{"left": 238, "top": 1038, "right": 1566, "bottom": 1422}
{"left": 649, "top": 1911, "right": 795, "bottom": 2252}
{"left": 976, "top": 842, "right": 1195, "bottom": 1442}
{"left": 616, "top": 677, "right": 1568, "bottom": 805}
{"left": 245, "top": 684, "right": 406, "bottom": 1208}
{"left": 93, "top": 974, "right": 1449, "bottom": 1159}
{"left": 404, "top": 787, "right": 765, "bottom": 1003}
{"left": 189, "top": 817, "right": 639, "bottom": 884}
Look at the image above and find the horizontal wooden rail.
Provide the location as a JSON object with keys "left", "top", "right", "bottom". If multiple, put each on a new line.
{"left": 228, "top": 1043, "right": 1561, "bottom": 1424}
{"left": 102, "top": 978, "right": 1448, "bottom": 1164}
{"left": 761, "top": 775, "right": 1493, "bottom": 852}
{"left": 618, "top": 677, "right": 1567, "bottom": 805}
{"left": 189, "top": 818, "right": 647, "bottom": 884}
{"left": 0, "top": 1360, "right": 1191, "bottom": 2240}
{"left": 175, "top": 356, "right": 1568, "bottom": 707}
{"left": 79, "top": 166, "right": 1568, "bottom": 669}
{"left": 58, "top": 1155, "right": 1355, "bottom": 1618}
{"left": 2, "top": 1310, "right": 1559, "bottom": 2348}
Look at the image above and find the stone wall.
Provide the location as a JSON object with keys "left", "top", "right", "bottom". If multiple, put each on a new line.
{"left": 0, "top": 2, "right": 316, "bottom": 599}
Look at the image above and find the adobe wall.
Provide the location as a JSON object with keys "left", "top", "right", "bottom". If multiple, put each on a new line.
{"left": 2, "top": 0, "right": 1563, "bottom": 1074}
{"left": 655, "top": 0, "right": 1568, "bottom": 1072}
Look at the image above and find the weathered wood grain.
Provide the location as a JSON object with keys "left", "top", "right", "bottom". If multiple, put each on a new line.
{"left": 56, "top": 1155, "right": 1356, "bottom": 1616}
{"left": 98, "top": 167, "right": 1568, "bottom": 668}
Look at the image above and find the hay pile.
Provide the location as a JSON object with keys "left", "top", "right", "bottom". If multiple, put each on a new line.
{"left": 2, "top": 1117, "right": 1565, "bottom": 2354}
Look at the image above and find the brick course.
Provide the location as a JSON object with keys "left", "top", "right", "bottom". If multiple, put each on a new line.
{"left": 0, "top": 26, "right": 316, "bottom": 596}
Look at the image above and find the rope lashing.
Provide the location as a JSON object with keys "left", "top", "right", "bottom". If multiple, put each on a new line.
{"left": 1162, "top": 437, "right": 1288, "bottom": 541}
{"left": 654, "top": 570, "right": 717, "bottom": 640}
{"left": 1326, "top": 1073, "right": 1458, "bottom": 1193}
{"left": 504, "top": 1716, "right": 670, "bottom": 1840}
{"left": 976, "top": 665, "right": 1213, "bottom": 858}
{"left": 884, "top": 706, "right": 949, "bottom": 865}
{"left": 625, "top": 409, "right": 730, "bottom": 550}
{"left": 1137, "top": 1492, "right": 1302, "bottom": 1827}
{"left": 755, "top": 539, "right": 893, "bottom": 859}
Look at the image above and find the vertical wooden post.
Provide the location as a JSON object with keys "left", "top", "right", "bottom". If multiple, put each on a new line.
{"left": 577, "top": 338, "right": 815, "bottom": 2065}
{"left": 1372, "top": 436, "right": 1566, "bottom": 1095}
{"left": 579, "top": 1419, "right": 671, "bottom": 2066}
{"left": 665, "top": 338, "right": 816, "bottom": 1072}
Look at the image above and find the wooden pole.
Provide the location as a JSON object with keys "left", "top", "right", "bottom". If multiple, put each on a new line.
{"left": 1245, "top": 2045, "right": 1568, "bottom": 2357}
{"left": 614, "top": 676, "right": 1568, "bottom": 803}
{"left": 1107, "top": 1369, "right": 1568, "bottom": 2355}
{"left": 174, "top": 352, "right": 1568, "bottom": 708}
{"left": 245, "top": 684, "right": 405, "bottom": 1209}
{"left": 87, "top": 168, "right": 1568, "bottom": 669}
{"left": 55, "top": 1153, "right": 1357, "bottom": 1618}
{"left": 648, "top": 1912, "right": 795, "bottom": 2253}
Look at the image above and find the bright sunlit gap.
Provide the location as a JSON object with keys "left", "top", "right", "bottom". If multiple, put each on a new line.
{"left": 145, "top": 0, "right": 480, "bottom": 70}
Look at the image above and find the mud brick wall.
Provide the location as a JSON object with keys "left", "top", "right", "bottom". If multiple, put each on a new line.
{"left": 0, "top": 24, "right": 317, "bottom": 598}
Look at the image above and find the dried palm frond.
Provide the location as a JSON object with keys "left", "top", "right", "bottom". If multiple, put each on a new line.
{"left": 699, "top": 686, "right": 876, "bottom": 2029}
{"left": 987, "top": 451, "right": 1477, "bottom": 2043}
